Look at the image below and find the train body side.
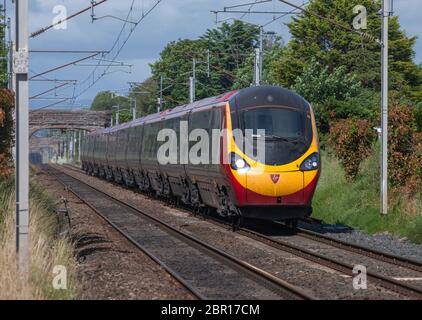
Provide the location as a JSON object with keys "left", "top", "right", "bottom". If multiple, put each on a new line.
{"left": 81, "top": 86, "right": 320, "bottom": 221}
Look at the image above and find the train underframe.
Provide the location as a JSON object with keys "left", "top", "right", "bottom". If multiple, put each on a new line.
{"left": 82, "top": 161, "right": 312, "bottom": 228}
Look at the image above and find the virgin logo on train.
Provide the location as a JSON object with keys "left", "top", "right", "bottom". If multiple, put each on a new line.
{"left": 270, "top": 174, "right": 280, "bottom": 184}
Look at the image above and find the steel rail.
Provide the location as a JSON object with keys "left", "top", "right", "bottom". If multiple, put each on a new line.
{"left": 204, "top": 213, "right": 422, "bottom": 299}
{"left": 61, "top": 164, "right": 422, "bottom": 299}
{"left": 295, "top": 225, "right": 422, "bottom": 273}
{"left": 48, "top": 165, "right": 314, "bottom": 300}
{"left": 48, "top": 166, "right": 205, "bottom": 300}
{"left": 65, "top": 165, "right": 421, "bottom": 274}
{"left": 236, "top": 226, "right": 422, "bottom": 299}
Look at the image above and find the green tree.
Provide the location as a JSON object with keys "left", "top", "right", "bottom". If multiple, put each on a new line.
{"left": 232, "top": 41, "right": 285, "bottom": 89}
{"left": 91, "top": 91, "right": 114, "bottom": 111}
{"left": 292, "top": 59, "right": 377, "bottom": 132}
{"left": 292, "top": 58, "right": 362, "bottom": 104}
{"left": 91, "top": 91, "right": 133, "bottom": 124}
{"left": 129, "top": 77, "right": 158, "bottom": 116}
{"left": 271, "top": 0, "right": 421, "bottom": 102}
{"left": 117, "top": 109, "right": 133, "bottom": 124}
{"left": 150, "top": 39, "right": 206, "bottom": 107}
{"left": 91, "top": 91, "right": 130, "bottom": 111}
{"left": 150, "top": 20, "right": 260, "bottom": 109}
{"left": 202, "top": 20, "right": 260, "bottom": 91}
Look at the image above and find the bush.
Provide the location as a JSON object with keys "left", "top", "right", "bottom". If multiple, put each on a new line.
{"left": 0, "top": 89, "right": 14, "bottom": 176}
{"left": 415, "top": 102, "right": 422, "bottom": 132}
{"left": 312, "top": 151, "right": 422, "bottom": 243}
{"left": 329, "top": 119, "right": 375, "bottom": 180}
{"left": 0, "top": 177, "right": 76, "bottom": 299}
{"left": 388, "top": 104, "right": 421, "bottom": 194}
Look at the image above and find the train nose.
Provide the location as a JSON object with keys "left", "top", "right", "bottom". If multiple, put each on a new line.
{"left": 246, "top": 169, "right": 305, "bottom": 205}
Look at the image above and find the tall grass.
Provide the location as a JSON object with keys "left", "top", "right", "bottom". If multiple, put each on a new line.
{"left": 0, "top": 177, "right": 76, "bottom": 300}
{"left": 313, "top": 150, "right": 422, "bottom": 243}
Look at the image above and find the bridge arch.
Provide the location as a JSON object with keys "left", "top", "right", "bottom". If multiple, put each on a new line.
{"left": 29, "top": 109, "right": 111, "bottom": 164}
{"left": 29, "top": 109, "right": 111, "bottom": 137}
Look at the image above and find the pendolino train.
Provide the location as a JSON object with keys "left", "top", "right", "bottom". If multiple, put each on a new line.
{"left": 81, "top": 86, "right": 321, "bottom": 225}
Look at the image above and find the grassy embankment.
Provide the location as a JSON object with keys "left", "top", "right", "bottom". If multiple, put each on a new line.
{"left": 313, "top": 150, "right": 422, "bottom": 243}
{"left": 0, "top": 176, "right": 76, "bottom": 299}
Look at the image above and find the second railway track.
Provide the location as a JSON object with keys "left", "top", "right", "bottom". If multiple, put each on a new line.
{"left": 295, "top": 224, "right": 422, "bottom": 273}
{"left": 46, "top": 165, "right": 313, "bottom": 300}
{"left": 56, "top": 164, "right": 422, "bottom": 299}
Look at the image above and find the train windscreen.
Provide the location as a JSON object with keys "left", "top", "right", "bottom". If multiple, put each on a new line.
{"left": 237, "top": 106, "right": 313, "bottom": 166}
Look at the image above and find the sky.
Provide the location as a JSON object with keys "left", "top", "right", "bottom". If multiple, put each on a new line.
{"left": 13, "top": 0, "right": 422, "bottom": 110}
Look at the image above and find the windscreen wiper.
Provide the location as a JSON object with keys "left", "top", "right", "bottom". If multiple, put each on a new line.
{"left": 251, "top": 134, "right": 286, "bottom": 141}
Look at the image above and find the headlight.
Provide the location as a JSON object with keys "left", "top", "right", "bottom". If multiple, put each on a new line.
{"left": 300, "top": 153, "right": 320, "bottom": 171}
{"left": 230, "top": 153, "right": 250, "bottom": 173}
{"left": 235, "top": 158, "right": 247, "bottom": 169}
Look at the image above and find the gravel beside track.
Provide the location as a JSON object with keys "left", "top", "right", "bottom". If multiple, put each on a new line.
{"left": 47, "top": 165, "right": 312, "bottom": 300}
{"left": 52, "top": 164, "right": 420, "bottom": 300}
{"left": 298, "top": 221, "right": 422, "bottom": 264}
{"left": 34, "top": 168, "right": 195, "bottom": 300}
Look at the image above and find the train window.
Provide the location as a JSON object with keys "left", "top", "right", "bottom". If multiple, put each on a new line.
{"left": 210, "top": 108, "right": 222, "bottom": 130}
{"left": 151, "top": 122, "right": 161, "bottom": 159}
{"left": 142, "top": 124, "right": 153, "bottom": 159}
{"left": 190, "top": 110, "right": 211, "bottom": 131}
{"left": 189, "top": 110, "right": 212, "bottom": 166}
{"left": 242, "top": 107, "right": 305, "bottom": 139}
{"left": 230, "top": 111, "right": 239, "bottom": 130}
{"left": 239, "top": 106, "right": 313, "bottom": 166}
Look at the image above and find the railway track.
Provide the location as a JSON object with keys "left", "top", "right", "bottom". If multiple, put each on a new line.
{"left": 46, "top": 165, "right": 313, "bottom": 300}
{"left": 236, "top": 223, "right": 422, "bottom": 299}
{"left": 295, "top": 222, "right": 422, "bottom": 273}
{"left": 58, "top": 164, "right": 422, "bottom": 299}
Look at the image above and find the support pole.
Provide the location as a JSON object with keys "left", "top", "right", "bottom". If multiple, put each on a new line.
{"left": 64, "top": 132, "right": 67, "bottom": 161}
{"left": 190, "top": 58, "right": 196, "bottom": 103}
{"left": 380, "top": 0, "right": 389, "bottom": 215}
{"left": 189, "top": 77, "right": 195, "bottom": 103}
{"left": 60, "top": 141, "right": 63, "bottom": 162}
{"left": 15, "top": 0, "right": 30, "bottom": 273}
{"left": 207, "top": 49, "right": 210, "bottom": 78}
{"left": 7, "top": 17, "right": 13, "bottom": 90}
{"left": 254, "top": 48, "right": 261, "bottom": 86}
{"left": 78, "top": 130, "right": 81, "bottom": 162}
{"left": 132, "top": 98, "right": 136, "bottom": 121}
{"left": 259, "top": 26, "right": 263, "bottom": 82}
{"left": 57, "top": 141, "right": 60, "bottom": 163}
{"left": 66, "top": 131, "right": 70, "bottom": 161}
{"left": 72, "top": 130, "right": 76, "bottom": 162}
{"left": 159, "top": 75, "right": 163, "bottom": 112}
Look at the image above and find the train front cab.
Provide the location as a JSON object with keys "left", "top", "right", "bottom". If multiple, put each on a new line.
{"left": 225, "top": 86, "right": 320, "bottom": 221}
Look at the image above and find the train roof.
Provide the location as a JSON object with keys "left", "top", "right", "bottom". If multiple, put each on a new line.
{"left": 231, "top": 85, "right": 310, "bottom": 112}
{"left": 88, "top": 86, "right": 308, "bottom": 136}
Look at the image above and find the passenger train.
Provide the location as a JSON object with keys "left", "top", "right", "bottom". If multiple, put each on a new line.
{"left": 81, "top": 86, "right": 321, "bottom": 226}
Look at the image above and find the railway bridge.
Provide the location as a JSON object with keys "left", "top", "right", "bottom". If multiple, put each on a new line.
{"left": 29, "top": 109, "right": 111, "bottom": 137}
{"left": 29, "top": 109, "right": 111, "bottom": 164}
